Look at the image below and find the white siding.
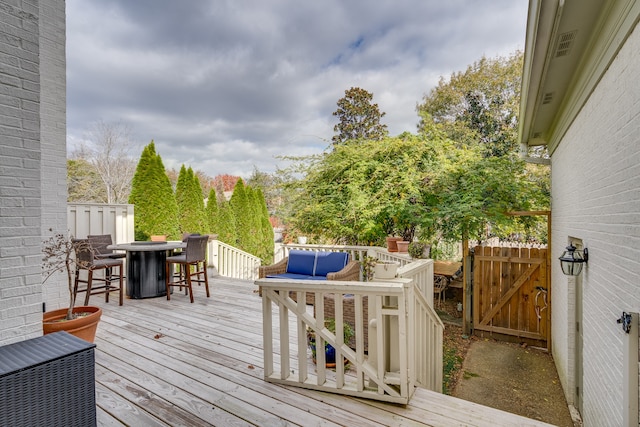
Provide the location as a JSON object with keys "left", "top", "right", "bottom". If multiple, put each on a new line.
{"left": 552, "top": 23, "right": 640, "bottom": 427}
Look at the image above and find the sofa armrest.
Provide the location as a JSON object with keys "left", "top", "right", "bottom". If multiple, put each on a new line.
{"left": 258, "top": 257, "right": 288, "bottom": 278}
{"left": 326, "top": 260, "right": 361, "bottom": 281}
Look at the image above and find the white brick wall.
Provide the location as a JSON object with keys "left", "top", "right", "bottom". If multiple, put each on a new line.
{"left": 552, "top": 23, "right": 640, "bottom": 427}
{"left": 0, "top": 1, "right": 42, "bottom": 344}
{"left": 0, "top": 1, "right": 67, "bottom": 345}
{"left": 39, "top": 0, "right": 68, "bottom": 312}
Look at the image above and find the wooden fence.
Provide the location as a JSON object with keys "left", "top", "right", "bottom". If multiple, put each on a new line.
{"left": 472, "top": 245, "right": 549, "bottom": 348}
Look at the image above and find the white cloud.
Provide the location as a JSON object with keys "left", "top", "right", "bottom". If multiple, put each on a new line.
{"left": 66, "top": 0, "right": 528, "bottom": 178}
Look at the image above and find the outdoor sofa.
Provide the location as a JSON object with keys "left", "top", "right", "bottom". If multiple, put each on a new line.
{"left": 258, "top": 249, "right": 361, "bottom": 304}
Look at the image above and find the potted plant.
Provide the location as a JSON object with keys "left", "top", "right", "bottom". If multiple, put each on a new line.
{"left": 373, "top": 260, "right": 400, "bottom": 279}
{"left": 41, "top": 231, "right": 102, "bottom": 342}
{"left": 307, "top": 318, "right": 354, "bottom": 367}
{"left": 396, "top": 240, "right": 410, "bottom": 253}
{"left": 361, "top": 255, "right": 378, "bottom": 281}
{"left": 385, "top": 236, "right": 402, "bottom": 252}
{"left": 408, "top": 241, "right": 431, "bottom": 259}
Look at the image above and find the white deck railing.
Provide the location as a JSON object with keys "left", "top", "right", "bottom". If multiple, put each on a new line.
{"left": 397, "top": 259, "right": 435, "bottom": 307}
{"left": 208, "top": 240, "right": 261, "bottom": 280}
{"left": 257, "top": 273, "right": 443, "bottom": 404}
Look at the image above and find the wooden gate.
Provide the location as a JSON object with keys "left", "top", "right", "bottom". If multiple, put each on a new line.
{"left": 472, "top": 246, "right": 549, "bottom": 348}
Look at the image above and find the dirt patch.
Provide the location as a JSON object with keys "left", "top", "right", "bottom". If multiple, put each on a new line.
{"left": 452, "top": 339, "right": 575, "bottom": 426}
{"left": 439, "top": 296, "right": 578, "bottom": 426}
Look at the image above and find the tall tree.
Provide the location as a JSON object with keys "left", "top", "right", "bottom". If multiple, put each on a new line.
{"left": 67, "top": 158, "right": 106, "bottom": 202}
{"left": 229, "top": 179, "right": 252, "bottom": 252}
{"left": 246, "top": 166, "right": 281, "bottom": 215}
{"left": 332, "top": 87, "right": 388, "bottom": 145}
{"left": 175, "top": 166, "right": 208, "bottom": 234}
{"left": 205, "top": 188, "right": 219, "bottom": 235}
{"left": 71, "top": 120, "right": 137, "bottom": 203}
{"left": 128, "top": 142, "right": 180, "bottom": 240}
{"left": 417, "top": 52, "right": 523, "bottom": 157}
{"left": 286, "top": 129, "right": 547, "bottom": 245}
{"left": 245, "top": 186, "right": 264, "bottom": 257}
{"left": 416, "top": 51, "right": 550, "bottom": 240}
{"left": 256, "top": 188, "right": 275, "bottom": 264}
{"left": 216, "top": 201, "right": 237, "bottom": 245}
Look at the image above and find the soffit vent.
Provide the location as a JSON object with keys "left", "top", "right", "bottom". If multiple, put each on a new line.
{"left": 542, "top": 92, "right": 554, "bottom": 105}
{"left": 555, "top": 30, "right": 577, "bottom": 57}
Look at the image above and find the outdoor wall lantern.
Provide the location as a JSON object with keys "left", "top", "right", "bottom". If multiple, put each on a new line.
{"left": 558, "top": 244, "right": 588, "bottom": 276}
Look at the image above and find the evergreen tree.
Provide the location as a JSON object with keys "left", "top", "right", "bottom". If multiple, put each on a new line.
{"left": 246, "top": 186, "right": 264, "bottom": 257}
{"left": 174, "top": 166, "right": 208, "bottom": 234}
{"left": 175, "top": 165, "right": 189, "bottom": 228}
{"left": 205, "top": 188, "right": 219, "bottom": 236}
{"left": 229, "top": 179, "right": 251, "bottom": 252}
{"left": 128, "top": 141, "right": 180, "bottom": 240}
{"left": 216, "top": 201, "right": 237, "bottom": 245}
{"left": 332, "top": 87, "right": 388, "bottom": 145}
{"left": 257, "top": 188, "right": 274, "bottom": 264}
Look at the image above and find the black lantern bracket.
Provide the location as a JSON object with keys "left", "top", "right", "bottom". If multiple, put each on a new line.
{"left": 618, "top": 312, "right": 633, "bottom": 334}
{"left": 558, "top": 244, "right": 588, "bottom": 276}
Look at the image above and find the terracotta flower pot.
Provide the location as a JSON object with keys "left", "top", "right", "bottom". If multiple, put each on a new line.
{"left": 396, "top": 241, "right": 410, "bottom": 253}
{"left": 43, "top": 306, "right": 102, "bottom": 343}
{"left": 386, "top": 236, "right": 402, "bottom": 252}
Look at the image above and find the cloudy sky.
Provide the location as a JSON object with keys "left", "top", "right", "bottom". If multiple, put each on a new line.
{"left": 66, "top": 1, "right": 529, "bottom": 179}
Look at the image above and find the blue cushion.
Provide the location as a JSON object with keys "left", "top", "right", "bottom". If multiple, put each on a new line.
{"left": 267, "top": 273, "right": 320, "bottom": 280}
{"left": 286, "top": 250, "right": 317, "bottom": 275}
{"left": 314, "top": 251, "right": 349, "bottom": 277}
{"left": 304, "top": 275, "right": 329, "bottom": 280}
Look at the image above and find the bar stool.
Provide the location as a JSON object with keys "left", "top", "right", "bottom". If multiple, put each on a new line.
{"left": 165, "top": 235, "right": 210, "bottom": 303}
{"left": 73, "top": 238, "right": 124, "bottom": 306}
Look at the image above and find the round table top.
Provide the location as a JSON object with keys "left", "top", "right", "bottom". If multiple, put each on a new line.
{"left": 108, "top": 241, "right": 186, "bottom": 251}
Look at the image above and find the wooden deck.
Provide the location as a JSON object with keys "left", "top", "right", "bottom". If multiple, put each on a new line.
{"left": 92, "top": 275, "right": 554, "bottom": 426}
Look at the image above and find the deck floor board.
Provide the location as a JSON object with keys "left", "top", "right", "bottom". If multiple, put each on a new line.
{"left": 92, "top": 275, "right": 554, "bottom": 426}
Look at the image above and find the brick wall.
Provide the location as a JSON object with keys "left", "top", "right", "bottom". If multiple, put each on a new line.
{"left": 0, "top": 1, "right": 66, "bottom": 345}
{"left": 39, "top": 0, "right": 68, "bottom": 311}
{"left": 551, "top": 23, "right": 640, "bottom": 426}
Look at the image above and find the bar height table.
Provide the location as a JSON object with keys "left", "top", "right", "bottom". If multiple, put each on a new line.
{"left": 108, "top": 241, "right": 185, "bottom": 298}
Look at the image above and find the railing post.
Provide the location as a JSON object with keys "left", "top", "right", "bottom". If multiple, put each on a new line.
{"left": 208, "top": 239, "right": 219, "bottom": 271}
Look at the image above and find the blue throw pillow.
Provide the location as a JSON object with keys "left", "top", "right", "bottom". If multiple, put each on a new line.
{"left": 314, "top": 252, "right": 349, "bottom": 277}
{"left": 286, "top": 250, "right": 317, "bottom": 275}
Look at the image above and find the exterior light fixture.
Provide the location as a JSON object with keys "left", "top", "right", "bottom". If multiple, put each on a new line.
{"left": 558, "top": 244, "right": 588, "bottom": 276}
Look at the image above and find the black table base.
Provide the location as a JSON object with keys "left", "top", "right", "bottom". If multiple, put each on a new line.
{"left": 126, "top": 250, "right": 170, "bottom": 298}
